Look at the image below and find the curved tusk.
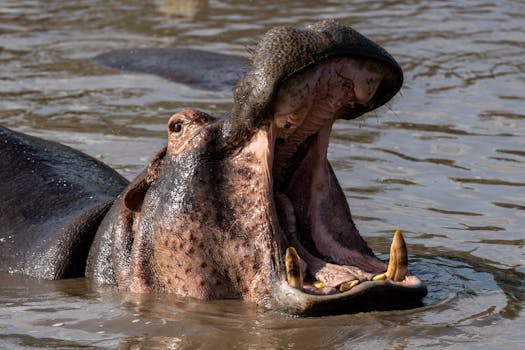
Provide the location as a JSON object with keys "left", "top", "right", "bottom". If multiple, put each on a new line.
{"left": 285, "top": 247, "right": 303, "bottom": 290}
{"left": 386, "top": 230, "right": 408, "bottom": 282}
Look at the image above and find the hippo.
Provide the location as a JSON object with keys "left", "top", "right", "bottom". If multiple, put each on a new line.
{"left": 94, "top": 48, "right": 248, "bottom": 91}
{"left": 0, "top": 20, "right": 427, "bottom": 315}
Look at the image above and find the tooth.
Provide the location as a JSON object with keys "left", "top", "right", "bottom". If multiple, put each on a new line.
{"left": 339, "top": 280, "right": 360, "bottom": 293}
{"left": 313, "top": 280, "right": 325, "bottom": 289}
{"left": 372, "top": 273, "right": 386, "bottom": 281}
{"left": 386, "top": 230, "right": 408, "bottom": 282}
{"left": 285, "top": 247, "right": 303, "bottom": 290}
{"left": 289, "top": 112, "right": 300, "bottom": 121}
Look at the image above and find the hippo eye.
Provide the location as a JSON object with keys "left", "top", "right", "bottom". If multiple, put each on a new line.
{"left": 170, "top": 122, "right": 182, "bottom": 133}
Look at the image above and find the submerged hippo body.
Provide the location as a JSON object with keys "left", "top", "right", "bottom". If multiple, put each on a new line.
{"left": 0, "top": 21, "right": 426, "bottom": 315}
{"left": 94, "top": 48, "right": 248, "bottom": 91}
{"left": 0, "top": 128, "right": 129, "bottom": 279}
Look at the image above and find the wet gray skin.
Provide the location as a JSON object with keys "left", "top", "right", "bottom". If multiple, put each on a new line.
{"left": 94, "top": 48, "right": 248, "bottom": 91}
{"left": 0, "top": 20, "right": 426, "bottom": 315}
{"left": 0, "top": 128, "right": 128, "bottom": 279}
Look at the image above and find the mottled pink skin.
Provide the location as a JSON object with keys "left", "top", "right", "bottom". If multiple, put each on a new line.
{"left": 130, "top": 119, "right": 281, "bottom": 301}
{"left": 88, "top": 110, "right": 283, "bottom": 301}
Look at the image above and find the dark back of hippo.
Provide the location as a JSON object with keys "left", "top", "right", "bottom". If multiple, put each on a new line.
{"left": 0, "top": 127, "right": 128, "bottom": 279}
{"left": 94, "top": 48, "right": 248, "bottom": 91}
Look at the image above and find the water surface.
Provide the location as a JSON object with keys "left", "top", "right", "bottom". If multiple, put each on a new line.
{"left": 1, "top": 0, "right": 524, "bottom": 348}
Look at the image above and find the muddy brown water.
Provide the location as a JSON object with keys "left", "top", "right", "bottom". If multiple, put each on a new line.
{"left": 1, "top": 0, "right": 524, "bottom": 348}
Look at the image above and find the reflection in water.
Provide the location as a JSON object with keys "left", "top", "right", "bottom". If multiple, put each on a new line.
{"left": 154, "top": 0, "right": 207, "bottom": 23}
{"left": 0, "top": 0, "right": 524, "bottom": 348}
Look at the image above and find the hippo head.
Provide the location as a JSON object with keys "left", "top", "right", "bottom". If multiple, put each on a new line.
{"left": 87, "top": 20, "right": 427, "bottom": 315}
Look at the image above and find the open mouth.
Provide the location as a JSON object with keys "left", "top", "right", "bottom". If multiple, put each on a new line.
{"left": 265, "top": 56, "right": 426, "bottom": 311}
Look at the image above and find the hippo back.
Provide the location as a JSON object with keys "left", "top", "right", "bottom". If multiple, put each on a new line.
{"left": 0, "top": 127, "right": 129, "bottom": 279}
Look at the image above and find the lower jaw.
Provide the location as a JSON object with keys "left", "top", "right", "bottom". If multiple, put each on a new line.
{"left": 274, "top": 191, "right": 371, "bottom": 292}
{"left": 272, "top": 195, "right": 427, "bottom": 310}
{"left": 266, "top": 134, "right": 427, "bottom": 312}
{"left": 270, "top": 275, "right": 427, "bottom": 316}
{"left": 274, "top": 187, "right": 423, "bottom": 299}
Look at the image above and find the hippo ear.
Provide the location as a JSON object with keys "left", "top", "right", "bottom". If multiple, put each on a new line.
{"left": 124, "top": 146, "right": 167, "bottom": 212}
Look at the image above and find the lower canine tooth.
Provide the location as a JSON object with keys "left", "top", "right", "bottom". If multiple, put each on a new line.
{"left": 339, "top": 280, "right": 360, "bottom": 292}
{"left": 285, "top": 247, "right": 303, "bottom": 290}
{"left": 313, "top": 280, "right": 325, "bottom": 289}
{"left": 386, "top": 230, "right": 408, "bottom": 282}
{"left": 372, "top": 273, "right": 386, "bottom": 281}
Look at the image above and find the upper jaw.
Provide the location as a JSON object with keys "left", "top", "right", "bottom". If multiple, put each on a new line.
{"left": 270, "top": 56, "right": 392, "bottom": 190}
{"left": 223, "top": 20, "right": 404, "bottom": 149}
